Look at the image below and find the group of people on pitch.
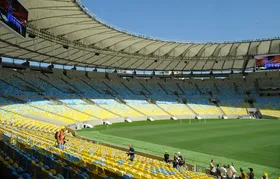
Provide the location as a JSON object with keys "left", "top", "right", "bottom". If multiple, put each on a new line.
{"left": 210, "top": 159, "right": 268, "bottom": 179}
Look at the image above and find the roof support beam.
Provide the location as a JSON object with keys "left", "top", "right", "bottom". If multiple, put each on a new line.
{"left": 91, "top": 33, "right": 127, "bottom": 46}
{"left": 72, "top": 29, "right": 113, "bottom": 41}
{"left": 42, "top": 20, "right": 94, "bottom": 30}
{"left": 242, "top": 56, "right": 251, "bottom": 73}
{"left": 0, "top": 39, "right": 92, "bottom": 65}
{"left": 28, "top": 13, "right": 85, "bottom": 22}
{"left": 59, "top": 25, "right": 105, "bottom": 37}
{"left": 180, "top": 44, "right": 199, "bottom": 58}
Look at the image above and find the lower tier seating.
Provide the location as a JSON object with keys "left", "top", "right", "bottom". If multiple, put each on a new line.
{"left": 255, "top": 98, "right": 280, "bottom": 118}
{"left": 0, "top": 120, "right": 213, "bottom": 179}
{"left": 188, "top": 100, "right": 222, "bottom": 115}
{"left": 219, "top": 100, "right": 249, "bottom": 116}
{"left": 157, "top": 103, "right": 194, "bottom": 116}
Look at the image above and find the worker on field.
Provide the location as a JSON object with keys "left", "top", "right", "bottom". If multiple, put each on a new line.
{"left": 240, "top": 167, "right": 247, "bottom": 179}
{"left": 164, "top": 151, "right": 170, "bottom": 163}
{"left": 248, "top": 168, "right": 254, "bottom": 179}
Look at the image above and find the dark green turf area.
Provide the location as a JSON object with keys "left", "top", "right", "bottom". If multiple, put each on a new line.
{"left": 77, "top": 119, "right": 280, "bottom": 178}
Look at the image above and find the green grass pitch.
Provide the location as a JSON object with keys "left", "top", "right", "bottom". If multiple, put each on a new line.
{"left": 77, "top": 119, "right": 280, "bottom": 178}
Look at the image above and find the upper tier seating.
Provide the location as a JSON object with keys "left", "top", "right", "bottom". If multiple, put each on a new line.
{"left": 258, "top": 78, "right": 280, "bottom": 88}
{"left": 177, "top": 82, "right": 201, "bottom": 97}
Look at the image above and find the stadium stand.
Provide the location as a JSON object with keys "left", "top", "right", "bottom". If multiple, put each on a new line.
{"left": 1, "top": 69, "right": 280, "bottom": 124}
{"left": 188, "top": 99, "right": 223, "bottom": 118}
{"left": 0, "top": 0, "right": 279, "bottom": 177}
{"left": 0, "top": 116, "right": 214, "bottom": 179}
{"left": 255, "top": 98, "right": 280, "bottom": 118}
{"left": 157, "top": 101, "right": 195, "bottom": 118}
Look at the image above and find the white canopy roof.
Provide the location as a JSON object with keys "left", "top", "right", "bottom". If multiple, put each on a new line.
{"left": 0, "top": 0, "right": 279, "bottom": 71}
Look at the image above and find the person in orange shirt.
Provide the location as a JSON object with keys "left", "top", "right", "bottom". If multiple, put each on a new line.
{"left": 56, "top": 129, "right": 65, "bottom": 150}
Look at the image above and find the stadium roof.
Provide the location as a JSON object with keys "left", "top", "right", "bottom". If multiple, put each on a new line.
{"left": 0, "top": 0, "right": 280, "bottom": 71}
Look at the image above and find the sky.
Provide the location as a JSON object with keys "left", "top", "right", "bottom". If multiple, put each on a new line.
{"left": 82, "top": 0, "right": 280, "bottom": 43}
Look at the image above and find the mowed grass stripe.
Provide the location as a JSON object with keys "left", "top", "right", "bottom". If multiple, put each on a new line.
{"left": 78, "top": 119, "right": 280, "bottom": 178}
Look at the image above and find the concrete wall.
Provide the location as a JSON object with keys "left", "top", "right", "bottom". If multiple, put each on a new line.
{"left": 199, "top": 114, "right": 223, "bottom": 119}
{"left": 88, "top": 71, "right": 105, "bottom": 79}
{"left": 68, "top": 115, "right": 200, "bottom": 130}
{"left": 53, "top": 69, "right": 64, "bottom": 76}
{"left": 24, "top": 113, "right": 69, "bottom": 126}
{"left": 67, "top": 70, "right": 85, "bottom": 78}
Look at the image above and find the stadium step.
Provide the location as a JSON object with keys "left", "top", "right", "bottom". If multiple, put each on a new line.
{"left": 81, "top": 79, "right": 102, "bottom": 94}
{"left": 121, "top": 82, "right": 137, "bottom": 95}
{"left": 155, "top": 104, "right": 173, "bottom": 116}
{"left": 176, "top": 83, "right": 185, "bottom": 94}
{"left": 0, "top": 107, "right": 57, "bottom": 125}
{"left": 214, "top": 83, "right": 220, "bottom": 95}
{"left": 94, "top": 102, "right": 123, "bottom": 118}
{"left": 60, "top": 77, "right": 84, "bottom": 94}
{"left": 0, "top": 78, "right": 24, "bottom": 92}
{"left": 14, "top": 74, "right": 44, "bottom": 92}
{"left": 185, "top": 103, "right": 199, "bottom": 116}
{"left": 102, "top": 81, "right": 118, "bottom": 95}
{"left": 28, "top": 104, "right": 80, "bottom": 122}
{"left": 139, "top": 83, "right": 152, "bottom": 95}
{"left": 81, "top": 98, "right": 96, "bottom": 104}
{"left": 38, "top": 77, "right": 66, "bottom": 93}
{"left": 233, "top": 82, "right": 240, "bottom": 94}
{"left": 215, "top": 102, "right": 226, "bottom": 116}
{"left": 194, "top": 83, "right": 203, "bottom": 95}
{"left": 1, "top": 95, "right": 26, "bottom": 104}
{"left": 125, "top": 103, "right": 147, "bottom": 116}
{"left": 254, "top": 80, "right": 260, "bottom": 95}
{"left": 157, "top": 83, "right": 169, "bottom": 95}
{"left": 63, "top": 104, "right": 99, "bottom": 120}
{"left": 44, "top": 97, "right": 63, "bottom": 105}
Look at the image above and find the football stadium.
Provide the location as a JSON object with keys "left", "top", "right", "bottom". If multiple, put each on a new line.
{"left": 0, "top": 0, "right": 280, "bottom": 179}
